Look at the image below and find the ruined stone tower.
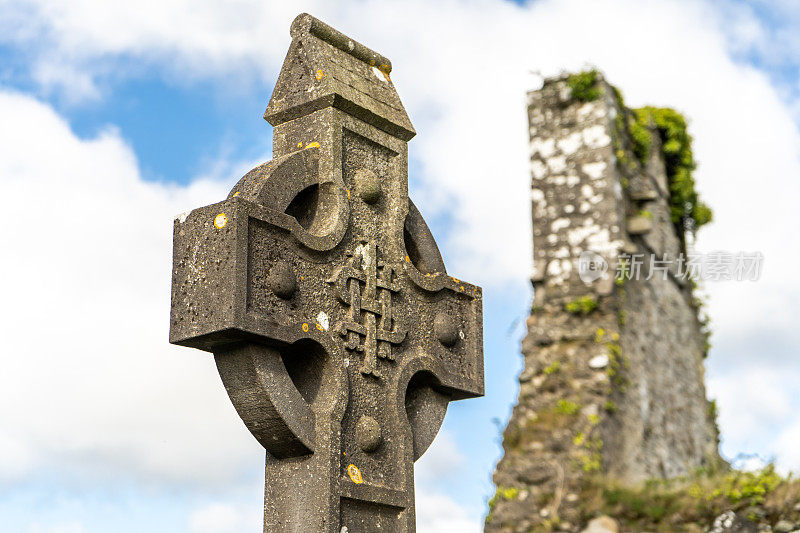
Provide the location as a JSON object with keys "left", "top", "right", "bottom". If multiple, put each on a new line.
{"left": 486, "top": 72, "right": 720, "bottom": 532}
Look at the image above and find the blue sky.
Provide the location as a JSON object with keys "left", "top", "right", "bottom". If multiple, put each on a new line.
{"left": 1, "top": 1, "right": 799, "bottom": 531}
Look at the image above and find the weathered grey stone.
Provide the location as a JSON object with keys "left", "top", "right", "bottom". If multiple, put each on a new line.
{"left": 354, "top": 167, "right": 381, "bottom": 204}
{"left": 629, "top": 188, "right": 658, "bottom": 201}
{"left": 626, "top": 215, "right": 653, "bottom": 234}
{"left": 169, "top": 13, "right": 483, "bottom": 533}
{"left": 580, "top": 516, "right": 619, "bottom": 533}
{"left": 710, "top": 511, "right": 758, "bottom": 533}
{"left": 774, "top": 520, "right": 796, "bottom": 533}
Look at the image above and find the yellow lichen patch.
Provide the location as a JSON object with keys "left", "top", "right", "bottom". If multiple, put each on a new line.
{"left": 315, "top": 69, "right": 325, "bottom": 80}
{"left": 214, "top": 213, "right": 227, "bottom": 229}
{"left": 302, "top": 323, "right": 309, "bottom": 333}
{"left": 405, "top": 255, "right": 410, "bottom": 262}
{"left": 306, "top": 141, "right": 320, "bottom": 149}
{"left": 316, "top": 323, "right": 324, "bottom": 332}
{"left": 297, "top": 142, "right": 303, "bottom": 148}
{"left": 347, "top": 464, "right": 363, "bottom": 484}
{"left": 232, "top": 191, "right": 240, "bottom": 197}
{"left": 378, "top": 64, "right": 391, "bottom": 81}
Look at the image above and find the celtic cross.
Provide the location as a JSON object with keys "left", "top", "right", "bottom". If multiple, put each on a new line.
{"left": 169, "top": 13, "right": 484, "bottom": 533}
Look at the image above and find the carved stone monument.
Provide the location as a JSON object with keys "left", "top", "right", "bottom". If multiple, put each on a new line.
{"left": 170, "top": 14, "right": 484, "bottom": 532}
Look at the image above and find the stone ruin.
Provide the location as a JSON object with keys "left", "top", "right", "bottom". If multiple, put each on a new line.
{"left": 487, "top": 72, "right": 721, "bottom": 532}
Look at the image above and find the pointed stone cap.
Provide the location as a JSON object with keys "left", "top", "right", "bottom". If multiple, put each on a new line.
{"left": 265, "top": 13, "right": 416, "bottom": 141}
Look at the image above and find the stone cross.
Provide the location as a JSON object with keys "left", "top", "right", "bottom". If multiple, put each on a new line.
{"left": 170, "top": 13, "right": 484, "bottom": 532}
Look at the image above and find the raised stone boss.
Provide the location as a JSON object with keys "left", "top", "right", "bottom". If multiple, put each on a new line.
{"left": 170, "top": 13, "right": 484, "bottom": 532}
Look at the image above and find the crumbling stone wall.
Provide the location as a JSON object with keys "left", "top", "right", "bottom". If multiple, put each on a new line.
{"left": 486, "top": 73, "right": 720, "bottom": 532}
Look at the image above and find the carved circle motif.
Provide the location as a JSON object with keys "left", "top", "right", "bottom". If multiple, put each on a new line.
{"left": 355, "top": 415, "right": 382, "bottom": 453}
{"left": 354, "top": 168, "right": 381, "bottom": 204}
{"left": 434, "top": 312, "right": 459, "bottom": 347}
{"left": 268, "top": 262, "right": 297, "bottom": 299}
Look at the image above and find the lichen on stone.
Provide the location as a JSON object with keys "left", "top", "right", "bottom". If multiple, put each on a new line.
{"left": 564, "top": 295, "right": 599, "bottom": 315}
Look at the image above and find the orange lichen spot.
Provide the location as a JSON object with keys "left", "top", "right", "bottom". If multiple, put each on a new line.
{"left": 302, "top": 323, "right": 309, "bottom": 332}
{"left": 405, "top": 255, "right": 410, "bottom": 262}
{"left": 316, "top": 323, "right": 324, "bottom": 332}
{"left": 347, "top": 464, "right": 363, "bottom": 484}
{"left": 297, "top": 142, "right": 303, "bottom": 148}
{"left": 347, "top": 189, "right": 351, "bottom": 199}
{"left": 232, "top": 191, "right": 240, "bottom": 197}
{"left": 306, "top": 141, "right": 320, "bottom": 149}
{"left": 315, "top": 69, "right": 325, "bottom": 80}
{"left": 378, "top": 64, "right": 391, "bottom": 81}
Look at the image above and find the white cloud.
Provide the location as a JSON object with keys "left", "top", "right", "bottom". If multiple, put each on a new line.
{"left": 775, "top": 417, "right": 800, "bottom": 474}
{"left": 416, "top": 489, "right": 482, "bottom": 533}
{"left": 414, "top": 431, "right": 483, "bottom": 532}
{"left": 415, "top": 430, "right": 466, "bottom": 484}
{"left": 0, "top": 89, "right": 262, "bottom": 489}
{"left": 189, "top": 502, "right": 261, "bottom": 533}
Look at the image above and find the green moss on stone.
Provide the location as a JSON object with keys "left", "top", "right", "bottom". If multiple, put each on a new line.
{"left": 577, "top": 464, "right": 794, "bottom": 531}
{"left": 543, "top": 361, "right": 561, "bottom": 375}
{"left": 565, "top": 296, "right": 598, "bottom": 315}
{"left": 633, "top": 106, "right": 713, "bottom": 233}
{"left": 555, "top": 399, "right": 581, "bottom": 415}
{"left": 567, "top": 70, "right": 602, "bottom": 102}
{"left": 487, "top": 485, "right": 520, "bottom": 522}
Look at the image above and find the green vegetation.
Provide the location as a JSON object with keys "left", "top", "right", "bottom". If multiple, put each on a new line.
{"left": 566, "top": 70, "right": 602, "bottom": 101}
{"left": 633, "top": 107, "right": 713, "bottom": 233}
{"left": 605, "top": 339, "right": 630, "bottom": 390}
{"left": 565, "top": 296, "right": 599, "bottom": 315}
{"left": 580, "top": 452, "right": 603, "bottom": 473}
{"left": 555, "top": 399, "right": 581, "bottom": 415}
{"left": 578, "top": 465, "right": 798, "bottom": 531}
{"left": 543, "top": 361, "right": 562, "bottom": 375}
{"left": 630, "top": 111, "right": 654, "bottom": 163}
{"left": 486, "top": 486, "right": 520, "bottom": 522}
{"left": 593, "top": 328, "right": 630, "bottom": 390}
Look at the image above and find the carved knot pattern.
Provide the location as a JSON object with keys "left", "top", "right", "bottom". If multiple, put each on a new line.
{"left": 328, "top": 239, "right": 406, "bottom": 377}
